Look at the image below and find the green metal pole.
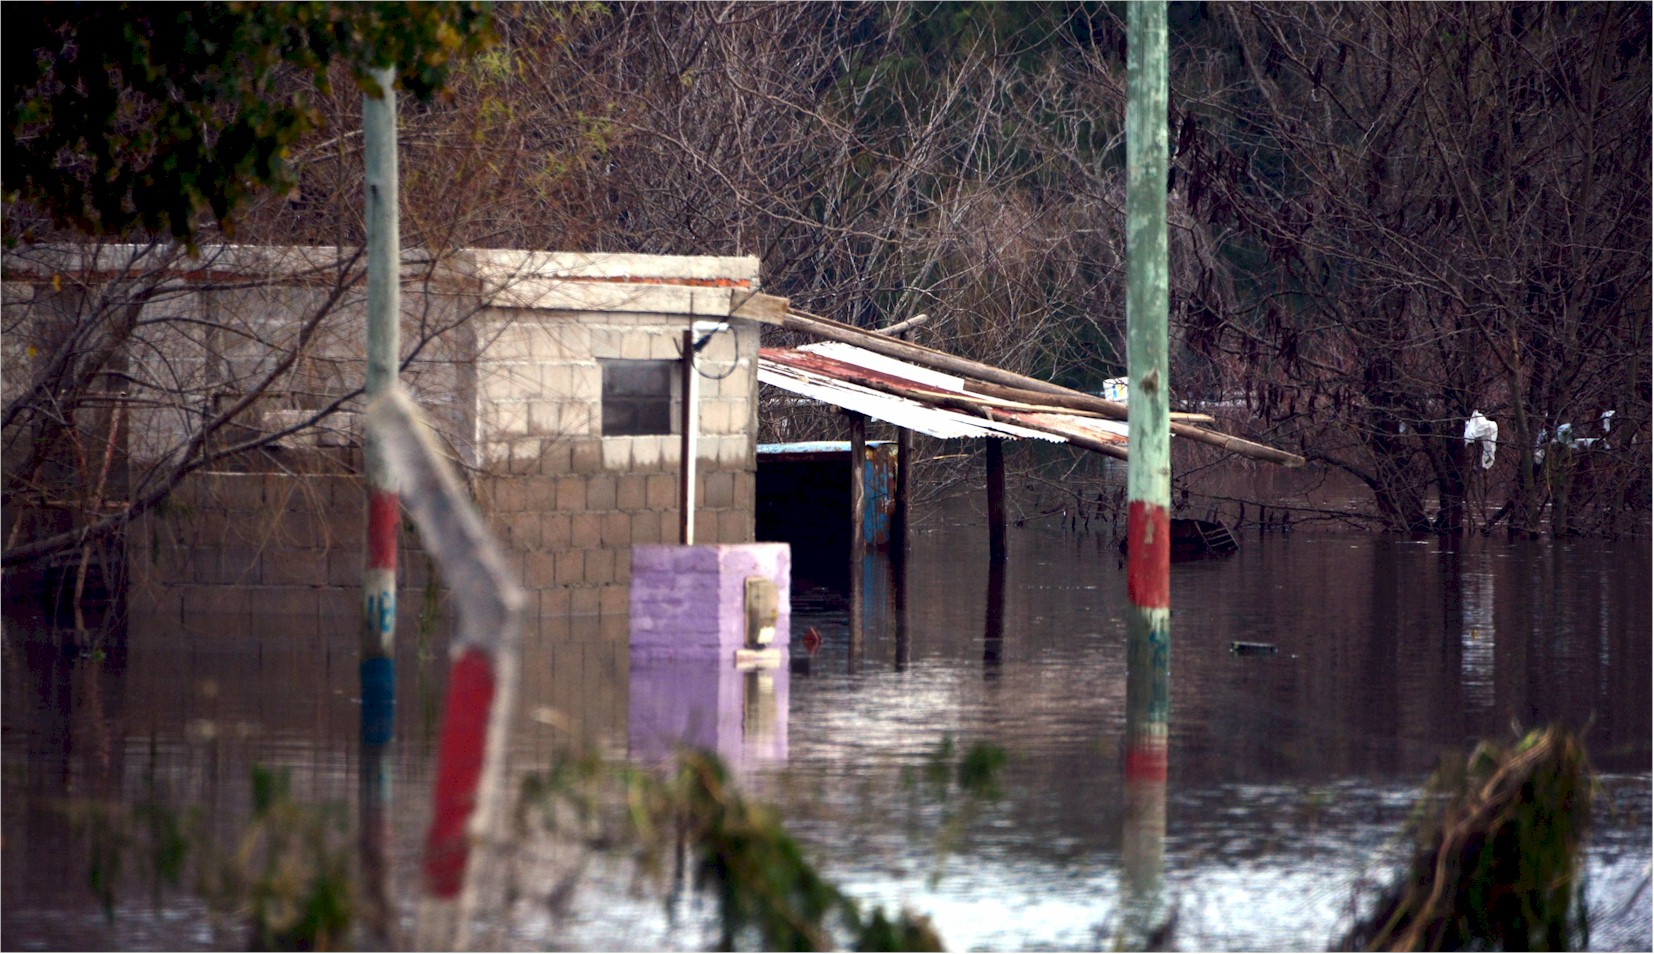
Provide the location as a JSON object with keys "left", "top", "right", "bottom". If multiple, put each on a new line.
{"left": 1122, "top": 1, "right": 1171, "bottom": 945}
{"left": 359, "top": 66, "right": 399, "bottom": 946}
{"left": 362, "top": 67, "right": 401, "bottom": 670}
{"left": 1124, "top": 0, "right": 1170, "bottom": 785}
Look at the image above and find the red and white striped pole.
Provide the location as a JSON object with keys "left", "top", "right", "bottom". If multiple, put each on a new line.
{"left": 1121, "top": 1, "right": 1171, "bottom": 945}
{"left": 367, "top": 389, "right": 525, "bottom": 951}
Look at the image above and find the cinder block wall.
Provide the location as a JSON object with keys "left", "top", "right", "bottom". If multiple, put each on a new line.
{"left": 114, "top": 251, "right": 766, "bottom": 668}
{"left": 470, "top": 306, "right": 760, "bottom": 652}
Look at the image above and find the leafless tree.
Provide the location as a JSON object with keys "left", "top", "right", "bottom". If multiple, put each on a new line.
{"left": 1173, "top": 1, "right": 1651, "bottom": 535}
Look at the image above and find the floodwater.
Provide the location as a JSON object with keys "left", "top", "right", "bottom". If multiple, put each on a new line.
{"left": 3, "top": 517, "right": 1650, "bottom": 951}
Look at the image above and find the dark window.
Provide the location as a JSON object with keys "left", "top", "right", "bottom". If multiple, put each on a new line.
{"left": 601, "top": 359, "right": 678, "bottom": 436}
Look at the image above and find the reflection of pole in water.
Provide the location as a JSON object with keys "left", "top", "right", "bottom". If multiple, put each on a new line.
{"left": 983, "top": 554, "right": 1005, "bottom": 677}
{"left": 1121, "top": 0, "right": 1172, "bottom": 946}
{"left": 1120, "top": 766, "right": 1169, "bottom": 947}
{"left": 357, "top": 724, "right": 394, "bottom": 948}
{"left": 1459, "top": 546, "right": 1496, "bottom": 709}
{"left": 893, "top": 540, "right": 910, "bottom": 671}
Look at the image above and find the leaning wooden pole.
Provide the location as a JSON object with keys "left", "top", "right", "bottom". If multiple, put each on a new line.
{"left": 1121, "top": 2, "right": 1172, "bottom": 946}
{"left": 369, "top": 389, "right": 526, "bottom": 951}
{"left": 358, "top": 66, "right": 399, "bottom": 946}
{"left": 847, "top": 411, "right": 867, "bottom": 673}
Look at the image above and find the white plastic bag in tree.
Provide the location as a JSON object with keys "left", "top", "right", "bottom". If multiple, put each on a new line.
{"left": 1463, "top": 410, "right": 1498, "bottom": 469}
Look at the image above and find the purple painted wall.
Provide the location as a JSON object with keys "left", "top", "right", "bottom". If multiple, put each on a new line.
{"left": 628, "top": 543, "right": 791, "bottom": 659}
{"left": 627, "top": 543, "right": 791, "bottom": 770}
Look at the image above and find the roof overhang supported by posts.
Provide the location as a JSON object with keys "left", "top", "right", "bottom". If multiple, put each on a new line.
{"left": 758, "top": 307, "right": 1305, "bottom": 565}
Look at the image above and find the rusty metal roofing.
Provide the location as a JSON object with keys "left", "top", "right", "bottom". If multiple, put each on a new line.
{"left": 758, "top": 342, "right": 1130, "bottom": 450}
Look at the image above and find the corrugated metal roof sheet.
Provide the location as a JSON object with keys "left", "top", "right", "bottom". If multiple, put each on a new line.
{"left": 758, "top": 441, "right": 894, "bottom": 454}
{"left": 757, "top": 343, "right": 1130, "bottom": 452}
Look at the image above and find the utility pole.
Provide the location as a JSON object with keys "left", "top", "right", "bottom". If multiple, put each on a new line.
{"left": 358, "top": 65, "right": 399, "bottom": 946}
{"left": 362, "top": 66, "right": 401, "bottom": 684}
{"left": 1121, "top": 1, "right": 1171, "bottom": 947}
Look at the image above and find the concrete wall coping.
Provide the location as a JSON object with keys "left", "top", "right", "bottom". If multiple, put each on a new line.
{"left": 457, "top": 250, "right": 760, "bottom": 284}
{"left": 2, "top": 244, "right": 761, "bottom": 290}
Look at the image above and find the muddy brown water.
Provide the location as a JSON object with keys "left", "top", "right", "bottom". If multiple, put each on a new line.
{"left": 3, "top": 519, "right": 1649, "bottom": 950}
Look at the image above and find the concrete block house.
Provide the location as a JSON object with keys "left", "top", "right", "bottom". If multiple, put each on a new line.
{"left": 2, "top": 245, "right": 782, "bottom": 743}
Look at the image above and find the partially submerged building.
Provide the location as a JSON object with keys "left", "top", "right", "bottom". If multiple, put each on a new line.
{"left": 2, "top": 245, "right": 785, "bottom": 734}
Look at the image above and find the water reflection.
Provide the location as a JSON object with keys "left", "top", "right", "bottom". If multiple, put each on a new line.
{"left": 1458, "top": 544, "right": 1497, "bottom": 710}
{"left": 357, "top": 692, "right": 395, "bottom": 948}
{"left": 2, "top": 528, "right": 1649, "bottom": 951}
{"left": 983, "top": 556, "right": 1005, "bottom": 677}
{"left": 1119, "top": 772, "right": 1169, "bottom": 949}
{"left": 628, "top": 657, "right": 789, "bottom": 774}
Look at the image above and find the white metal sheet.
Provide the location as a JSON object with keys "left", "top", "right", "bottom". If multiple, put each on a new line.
{"left": 798, "top": 341, "right": 969, "bottom": 394}
{"left": 758, "top": 364, "right": 1063, "bottom": 442}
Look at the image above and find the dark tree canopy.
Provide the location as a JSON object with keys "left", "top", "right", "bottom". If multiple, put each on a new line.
{"left": 4, "top": 1, "right": 495, "bottom": 247}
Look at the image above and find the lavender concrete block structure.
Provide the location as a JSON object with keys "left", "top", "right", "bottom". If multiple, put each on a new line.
{"left": 627, "top": 542, "right": 791, "bottom": 770}
{"left": 628, "top": 543, "right": 791, "bottom": 660}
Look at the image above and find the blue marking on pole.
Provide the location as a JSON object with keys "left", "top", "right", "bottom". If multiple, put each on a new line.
{"left": 360, "top": 657, "right": 396, "bottom": 746}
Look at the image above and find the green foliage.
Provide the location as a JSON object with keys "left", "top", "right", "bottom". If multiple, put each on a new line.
{"left": 899, "top": 736, "right": 1009, "bottom": 885}
{"left": 520, "top": 747, "right": 946, "bottom": 951}
{"left": 205, "top": 766, "right": 355, "bottom": 951}
{"left": 1341, "top": 726, "right": 1594, "bottom": 952}
{"left": 5, "top": 2, "right": 495, "bottom": 247}
{"left": 955, "top": 740, "right": 1008, "bottom": 797}
{"left": 70, "top": 769, "right": 198, "bottom": 920}
{"left": 676, "top": 752, "right": 844, "bottom": 950}
{"left": 72, "top": 764, "right": 355, "bottom": 950}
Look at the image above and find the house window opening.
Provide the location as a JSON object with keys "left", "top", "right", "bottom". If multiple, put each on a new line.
{"left": 601, "top": 359, "right": 679, "bottom": 436}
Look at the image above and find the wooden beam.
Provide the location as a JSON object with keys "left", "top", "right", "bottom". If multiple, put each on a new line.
{"left": 875, "top": 312, "right": 930, "bottom": 336}
{"left": 731, "top": 291, "right": 790, "bottom": 325}
{"left": 847, "top": 410, "right": 867, "bottom": 675}
{"left": 848, "top": 410, "right": 867, "bottom": 558}
{"left": 781, "top": 308, "right": 1304, "bottom": 467}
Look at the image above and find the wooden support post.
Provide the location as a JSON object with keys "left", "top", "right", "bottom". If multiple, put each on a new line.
{"left": 986, "top": 437, "right": 1007, "bottom": 565}
{"left": 679, "top": 328, "right": 700, "bottom": 545}
{"left": 848, "top": 411, "right": 867, "bottom": 673}
{"left": 849, "top": 412, "right": 867, "bottom": 556}
{"left": 894, "top": 429, "right": 912, "bottom": 562}
{"left": 1121, "top": 3, "right": 1172, "bottom": 948}
{"left": 885, "top": 321, "right": 920, "bottom": 565}
{"left": 892, "top": 543, "right": 910, "bottom": 672}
